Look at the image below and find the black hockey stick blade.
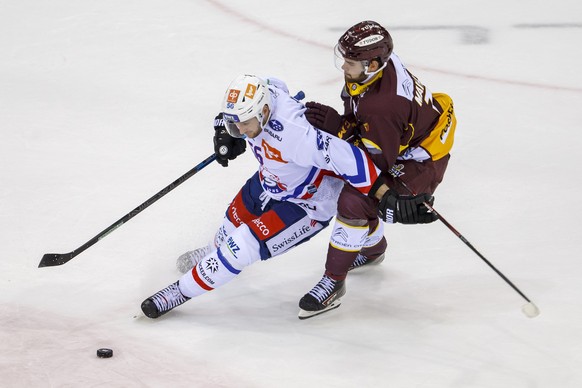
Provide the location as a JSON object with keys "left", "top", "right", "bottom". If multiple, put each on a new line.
{"left": 39, "top": 252, "right": 75, "bottom": 268}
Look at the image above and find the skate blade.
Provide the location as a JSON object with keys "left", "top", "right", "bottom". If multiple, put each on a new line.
{"left": 298, "top": 299, "right": 342, "bottom": 320}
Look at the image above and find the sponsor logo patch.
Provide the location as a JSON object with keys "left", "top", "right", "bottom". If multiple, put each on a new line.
{"left": 226, "top": 237, "right": 240, "bottom": 258}
{"left": 196, "top": 260, "right": 216, "bottom": 288}
{"left": 248, "top": 211, "right": 286, "bottom": 241}
{"left": 227, "top": 89, "right": 240, "bottom": 103}
{"left": 264, "top": 127, "right": 282, "bottom": 141}
{"left": 205, "top": 257, "right": 219, "bottom": 273}
{"left": 244, "top": 83, "right": 257, "bottom": 99}
{"left": 268, "top": 119, "right": 284, "bottom": 131}
{"left": 267, "top": 216, "right": 323, "bottom": 255}
{"left": 228, "top": 194, "right": 253, "bottom": 226}
{"left": 355, "top": 34, "right": 384, "bottom": 47}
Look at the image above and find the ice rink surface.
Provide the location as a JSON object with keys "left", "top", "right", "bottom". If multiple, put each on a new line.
{"left": 2, "top": 0, "right": 582, "bottom": 387}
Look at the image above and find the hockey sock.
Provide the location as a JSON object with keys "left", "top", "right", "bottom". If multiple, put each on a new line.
{"left": 179, "top": 224, "right": 260, "bottom": 298}
{"left": 325, "top": 217, "right": 370, "bottom": 279}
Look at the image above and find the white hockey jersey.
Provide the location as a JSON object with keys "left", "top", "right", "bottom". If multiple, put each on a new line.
{"left": 246, "top": 78, "right": 380, "bottom": 221}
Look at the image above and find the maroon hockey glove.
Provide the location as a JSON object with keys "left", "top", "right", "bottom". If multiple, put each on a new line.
{"left": 305, "top": 102, "right": 343, "bottom": 134}
{"left": 378, "top": 189, "right": 438, "bottom": 224}
{"left": 213, "top": 113, "right": 246, "bottom": 167}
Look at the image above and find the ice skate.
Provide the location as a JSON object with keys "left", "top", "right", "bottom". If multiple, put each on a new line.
{"left": 141, "top": 281, "right": 190, "bottom": 318}
{"left": 298, "top": 275, "right": 346, "bottom": 319}
{"left": 348, "top": 252, "right": 385, "bottom": 271}
{"left": 176, "top": 245, "right": 211, "bottom": 274}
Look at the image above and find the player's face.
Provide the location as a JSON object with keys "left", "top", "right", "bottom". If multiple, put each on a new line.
{"left": 236, "top": 117, "right": 262, "bottom": 139}
{"left": 341, "top": 58, "right": 367, "bottom": 83}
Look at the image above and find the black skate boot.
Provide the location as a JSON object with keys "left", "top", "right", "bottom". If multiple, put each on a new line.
{"left": 348, "top": 252, "right": 386, "bottom": 271}
{"left": 141, "top": 281, "right": 190, "bottom": 319}
{"left": 298, "top": 275, "right": 346, "bottom": 320}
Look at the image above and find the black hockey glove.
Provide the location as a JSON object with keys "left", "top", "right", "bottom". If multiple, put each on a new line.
{"left": 213, "top": 113, "right": 246, "bottom": 167}
{"left": 378, "top": 189, "right": 438, "bottom": 224}
{"left": 305, "top": 102, "right": 343, "bottom": 134}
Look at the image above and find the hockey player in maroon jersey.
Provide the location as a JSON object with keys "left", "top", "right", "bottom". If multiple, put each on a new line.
{"left": 298, "top": 20, "right": 457, "bottom": 319}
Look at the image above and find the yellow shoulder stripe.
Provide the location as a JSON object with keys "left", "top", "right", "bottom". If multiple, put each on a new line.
{"left": 361, "top": 137, "right": 382, "bottom": 151}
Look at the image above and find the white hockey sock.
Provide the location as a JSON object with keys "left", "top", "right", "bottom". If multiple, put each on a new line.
{"left": 179, "top": 224, "right": 260, "bottom": 298}
{"left": 213, "top": 216, "right": 237, "bottom": 249}
{"left": 329, "top": 217, "right": 369, "bottom": 252}
{"left": 363, "top": 221, "right": 384, "bottom": 248}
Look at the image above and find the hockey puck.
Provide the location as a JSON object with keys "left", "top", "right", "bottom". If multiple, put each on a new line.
{"left": 96, "top": 348, "right": 113, "bottom": 358}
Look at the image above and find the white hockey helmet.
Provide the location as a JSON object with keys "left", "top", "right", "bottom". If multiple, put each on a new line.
{"left": 221, "top": 74, "right": 272, "bottom": 138}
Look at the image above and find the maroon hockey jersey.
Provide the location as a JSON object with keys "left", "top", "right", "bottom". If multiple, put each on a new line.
{"left": 340, "top": 53, "right": 456, "bottom": 174}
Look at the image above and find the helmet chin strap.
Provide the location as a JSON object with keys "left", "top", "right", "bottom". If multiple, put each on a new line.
{"left": 362, "top": 61, "right": 387, "bottom": 83}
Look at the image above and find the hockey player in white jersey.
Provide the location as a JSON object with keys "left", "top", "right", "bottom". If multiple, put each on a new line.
{"left": 140, "top": 74, "right": 428, "bottom": 318}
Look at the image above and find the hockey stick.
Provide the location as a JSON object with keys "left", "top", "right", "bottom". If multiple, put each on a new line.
{"left": 395, "top": 178, "right": 540, "bottom": 318}
{"left": 38, "top": 153, "right": 217, "bottom": 268}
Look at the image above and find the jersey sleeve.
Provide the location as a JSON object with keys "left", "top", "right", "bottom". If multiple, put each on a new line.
{"left": 291, "top": 125, "right": 381, "bottom": 196}
{"left": 361, "top": 112, "right": 408, "bottom": 171}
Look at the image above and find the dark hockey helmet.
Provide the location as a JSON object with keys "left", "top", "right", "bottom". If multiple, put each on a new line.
{"left": 336, "top": 21, "right": 394, "bottom": 65}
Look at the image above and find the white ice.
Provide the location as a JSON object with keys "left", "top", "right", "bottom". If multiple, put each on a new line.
{"left": 2, "top": 1, "right": 582, "bottom": 387}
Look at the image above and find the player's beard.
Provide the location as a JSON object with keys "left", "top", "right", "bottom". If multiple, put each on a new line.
{"left": 344, "top": 71, "right": 366, "bottom": 83}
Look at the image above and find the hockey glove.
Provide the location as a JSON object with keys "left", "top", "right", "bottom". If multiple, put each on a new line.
{"left": 213, "top": 113, "right": 246, "bottom": 167}
{"left": 305, "top": 102, "right": 343, "bottom": 134}
{"left": 378, "top": 189, "right": 438, "bottom": 224}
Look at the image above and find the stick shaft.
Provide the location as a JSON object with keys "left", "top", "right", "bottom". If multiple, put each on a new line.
{"left": 38, "top": 154, "right": 217, "bottom": 267}
{"left": 396, "top": 178, "right": 533, "bottom": 304}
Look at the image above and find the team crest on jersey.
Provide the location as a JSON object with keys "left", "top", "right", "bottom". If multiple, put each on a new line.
{"left": 388, "top": 164, "right": 405, "bottom": 178}
{"left": 268, "top": 119, "right": 284, "bottom": 131}
{"left": 262, "top": 140, "right": 288, "bottom": 163}
{"left": 260, "top": 168, "right": 288, "bottom": 194}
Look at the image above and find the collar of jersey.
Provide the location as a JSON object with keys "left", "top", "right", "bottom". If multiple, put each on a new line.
{"left": 344, "top": 70, "right": 383, "bottom": 97}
